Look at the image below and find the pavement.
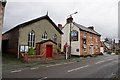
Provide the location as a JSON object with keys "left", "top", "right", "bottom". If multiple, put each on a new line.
{"left": 2, "top": 54, "right": 119, "bottom": 79}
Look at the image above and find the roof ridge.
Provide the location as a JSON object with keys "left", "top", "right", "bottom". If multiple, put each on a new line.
{"left": 73, "top": 22, "right": 101, "bottom": 36}
{"left": 2, "top": 15, "right": 63, "bottom": 35}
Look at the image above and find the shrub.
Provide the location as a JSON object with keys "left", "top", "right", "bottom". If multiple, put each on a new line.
{"left": 28, "top": 47, "right": 35, "bottom": 55}
{"left": 57, "top": 48, "right": 61, "bottom": 54}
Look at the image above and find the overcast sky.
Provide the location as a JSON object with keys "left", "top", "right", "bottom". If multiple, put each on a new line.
{"left": 2, "top": 0, "right": 119, "bottom": 42}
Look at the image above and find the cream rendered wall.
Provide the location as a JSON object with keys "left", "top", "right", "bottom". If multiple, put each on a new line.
{"left": 61, "top": 23, "right": 80, "bottom": 56}
{"left": 19, "top": 19, "right": 61, "bottom": 47}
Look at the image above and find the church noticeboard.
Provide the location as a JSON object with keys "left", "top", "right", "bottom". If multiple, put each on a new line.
{"left": 20, "top": 45, "right": 28, "bottom": 53}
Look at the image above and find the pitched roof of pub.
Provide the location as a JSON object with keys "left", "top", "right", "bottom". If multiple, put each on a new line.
{"left": 73, "top": 22, "right": 101, "bottom": 36}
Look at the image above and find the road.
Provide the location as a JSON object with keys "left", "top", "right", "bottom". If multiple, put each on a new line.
{"left": 2, "top": 55, "right": 119, "bottom": 79}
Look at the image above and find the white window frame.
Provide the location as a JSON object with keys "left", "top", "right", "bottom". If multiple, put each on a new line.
{"left": 83, "top": 44, "right": 87, "bottom": 52}
{"left": 83, "top": 32, "right": 87, "bottom": 38}
{"left": 96, "top": 45, "right": 99, "bottom": 52}
{"left": 28, "top": 31, "right": 35, "bottom": 48}
{"left": 42, "top": 31, "right": 48, "bottom": 40}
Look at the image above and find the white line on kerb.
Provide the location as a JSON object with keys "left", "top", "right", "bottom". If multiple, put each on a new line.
{"left": 11, "top": 70, "right": 22, "bottom": 73}
{"left": 46, "top": 64, "right": 62, "bottom": 67}
{"left": 67, "top": 65, "right": 89, "bottom": 72}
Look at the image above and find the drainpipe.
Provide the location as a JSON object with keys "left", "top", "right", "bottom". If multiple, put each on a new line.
{"left": 17, "top": 28, "right": 21, "bottom": 59}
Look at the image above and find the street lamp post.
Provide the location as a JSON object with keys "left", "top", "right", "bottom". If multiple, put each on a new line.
{"left": 69, "top": 12, "right": 78, "bottom": 59}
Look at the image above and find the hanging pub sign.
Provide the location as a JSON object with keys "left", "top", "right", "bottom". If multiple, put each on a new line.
{"left": 20, "top": 45, "right": 28, "bottom": 53}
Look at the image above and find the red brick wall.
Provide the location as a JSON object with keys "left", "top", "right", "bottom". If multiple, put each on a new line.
{"left": 36, "top": 41, "right": 58, "bottom": 60}
{"left": 2, "top": 27, "right": 19, "bottom": 54}
{"left": 21, "top": 41, "right": 65, "bottom": 62}
{"left": 80, "top": 30, "right": 101, "bottom": 55}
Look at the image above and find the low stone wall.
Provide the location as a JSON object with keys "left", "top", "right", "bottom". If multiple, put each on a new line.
{"left": 53, "top": 54, "right": 65, "bottom": 60}
{"left": 21, "top": 53, "right": 44, "bottom": 63}
{"left": 21, "top": 53, "right": 65, "bottom": 63}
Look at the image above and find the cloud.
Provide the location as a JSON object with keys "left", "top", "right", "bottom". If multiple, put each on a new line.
{"left": 3, "top": 0, "right": 119, "bottom": 41}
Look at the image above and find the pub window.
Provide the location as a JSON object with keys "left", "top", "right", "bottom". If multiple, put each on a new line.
{"left": 42, "top": 31, "right": 47, "bottom": 40}
{"left": 83, "top": 32, "right": 87, "bottom": 38}
{"left": 71, "top": 30, "right": 78, "bottom": 41}
{"left": 96, "top": 37, "right": 98, "bottom": 43}
{"left": 89, "top": 35, "right": 92, "bottom": 41}
{"left": 53, "top": 34, "right": 57, "bottom": 42}
{"left": 83, "top": 44, "right": 87, "bottom": 52}
{"left": 96, "top": 45, "right": 99, "bottom": 52}
{"left": 28, "top": 31, "right": 35, "bottom": 47}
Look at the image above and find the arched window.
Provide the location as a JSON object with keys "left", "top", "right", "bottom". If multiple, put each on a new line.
{"left": 28, "top": 30, "right": 35, "bottom": 47}
{"left": 53, "top": 34, "right": 57, "bottom": 42}
{"left": 42, "top": 31, "right": 47, "bottom": 40}
{"left": 71, "top": 30, "right": 78, "bottom": 41}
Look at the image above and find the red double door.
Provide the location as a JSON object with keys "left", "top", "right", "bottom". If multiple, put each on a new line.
{"left": 46, "top": 45, "right": 52, "bottom": 58}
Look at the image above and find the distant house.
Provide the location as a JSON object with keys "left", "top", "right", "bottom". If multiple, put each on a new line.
{"left": 100, "top": 41, "right": 110, "bottom": 53}
{"left": 61, "top": 17, "right": 101, "bottom": 56}
{"left": 2, "top": 14, "right": 63, "bottom": 59}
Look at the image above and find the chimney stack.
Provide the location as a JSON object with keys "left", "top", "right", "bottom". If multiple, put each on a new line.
{"left": 88, "top": 26, "right": 94, "bottom": 30}
{"left": 58, "top": 24, "right": 62, "bottom": 29}
{"left": 66, "top": 17, "right": 73, "bottom": 23}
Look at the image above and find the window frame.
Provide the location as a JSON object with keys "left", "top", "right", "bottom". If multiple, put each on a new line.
{"left": 96, "top": 44, "right": 99, "bottom": 52}
{"left": 83, "top": 44, "right": 87, "bottom": 52}
{"left": 28, "top": 31, "right": 35, "bottom": 48}
{"left": 83, "top": 32, "right": 87, "bottom": 38}
{"left": 42, "top": 31, "right": 48, "bottom": 40}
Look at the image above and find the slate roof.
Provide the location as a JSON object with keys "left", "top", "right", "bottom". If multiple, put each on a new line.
{"left": 73, "top": 22, "right": 101, "bottom": 36}
{"left": 3, "top": 15, "right": 63, "bottom": 34}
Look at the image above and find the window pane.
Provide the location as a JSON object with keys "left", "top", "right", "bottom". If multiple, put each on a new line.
{"left": 28, "top": 31, "right": 35, "bottom": 47}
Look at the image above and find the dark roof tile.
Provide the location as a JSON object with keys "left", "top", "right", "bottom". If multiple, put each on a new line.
{"left": 73, "top": 22, "right": 101, "bottom": 36}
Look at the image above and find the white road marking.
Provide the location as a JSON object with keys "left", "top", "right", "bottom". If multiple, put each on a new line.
{"left": 46, "top": 61, "right": 75, "bottom": 67}
{"left": 95, "top": 58, "right": 116, "bottom": 64}
{"left": 67, "top": 65, "right": 89, "bottom": 72}
{"left": 30, "top": 67, "right": 39, "bottom": 70}
{"left": 106, "top": 59, "right": 114, "bottom": 61}
{"left": 95, "top": 61, "right": 105, "bottom": 64}
{"left": 11, "top": 70, "right": 22, "bottom": 73}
